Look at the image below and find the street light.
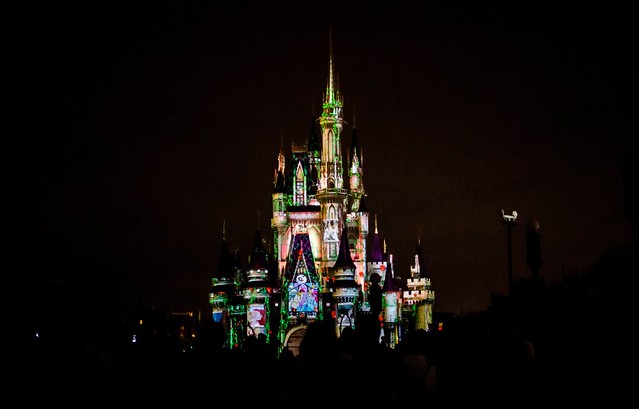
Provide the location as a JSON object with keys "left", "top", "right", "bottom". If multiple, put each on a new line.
{"left": 501, "top": 209, "right": 518, "bottom": 296}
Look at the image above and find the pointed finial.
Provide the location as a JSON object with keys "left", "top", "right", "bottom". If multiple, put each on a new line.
{"left": 222, "top": 219, "right": 226, "bottom": 241}
{"left": 277, "top": 130, "right": 286, "bottom": 174}
{"left": 328, "top": 28, "right": 334, "bottom": 104}
{"left": 257, "top": 209, "right": 261, "bottom": 230}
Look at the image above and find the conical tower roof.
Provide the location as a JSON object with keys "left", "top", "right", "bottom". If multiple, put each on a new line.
{"left": 248, "top": 229, "right": 268, "bottom": 270}
{"left": 334, "top": 227, "right": 356, "bottom": 269}
{"left": 382, "top": 260, "right": 398, "bottom": 292}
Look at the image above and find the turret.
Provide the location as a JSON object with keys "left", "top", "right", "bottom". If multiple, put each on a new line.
{"left": 331, "top": 227, "right": 360, "bottom": 335}
{"left": 272, "top": 140, "right": 289, "bottom": 280}
{"left": 344, "top": 120, "right": 369, "bottom": 288}
{"left": 307, "top": 117, "right": 321, "bottom": 204}
{"left": 403, "top": 237, "right": 436, "bottom": 332}
{"left": 382, "top": 254, "right": 401, "bottom": 348}
{"left": 243, "top": 229, "right": 274, "bottom": 340}
{"left": 348, "top": 121, "right": 365, "bottom": 212}
{"left": 209, "top": 221, "right": 239, "bottom": 347}
{"left": 367, "top": 215, "right": 387, "bottom": 281}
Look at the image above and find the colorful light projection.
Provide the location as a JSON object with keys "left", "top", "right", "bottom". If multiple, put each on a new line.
{"left": 247, "top": 303, "right": 267, "bottom": 336}
{"left": 288, "top": 273, "right": 319, "bottom": 320}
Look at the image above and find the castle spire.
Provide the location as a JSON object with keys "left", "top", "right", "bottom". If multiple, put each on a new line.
{"left": 348, "top": 117, "right": 364, "bottom": 212}
{"left": 318, "top": 23, "right": 346, "bottom": 266}
{"left": 322, "top": 24, "right": 342, "bottom": 119}
{"left": 326, "top": 24, "right": 337, "bottom": 105}
{"left": 369, "top": 214, "right": 383, "bottom": 263}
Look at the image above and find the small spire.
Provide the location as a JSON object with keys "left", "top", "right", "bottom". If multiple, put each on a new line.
{"left": 324, "top": 23, "right": 340, "bottom": 107}
{"left": 256, "top": 209, "right": 261, "bottom": 230}
{"left": 369, "top": 214, "right": 383, "bottom": 263}
{"left": 223, "top": 220, "right": 226, "bottom": 241}
{"left": 277, "top": 131, "right": 285, "bottom": 174}
{"left": 328, "top": 24, "right": 334, "bottom": 104}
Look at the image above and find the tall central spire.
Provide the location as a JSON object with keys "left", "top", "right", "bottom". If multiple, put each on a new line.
{"left": 319, "top": 23, "right": 343, "bottom": 187}
{"left": 327, "top": 25, "right": 336, "bottom": 105}
{"left": 317, "top": 23, "right": 346, "bottom": 265}
{"left": 324, "top": 24, "right": 340, "bottom": 108}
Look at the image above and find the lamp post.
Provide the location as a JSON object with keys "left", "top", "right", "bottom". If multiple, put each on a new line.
{"left": 501, "top": 209, "right": 518, "bottom": 296}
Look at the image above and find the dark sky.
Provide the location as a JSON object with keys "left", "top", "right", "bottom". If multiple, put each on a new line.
{"left": 10, "top": 1, "right": 637, "bottom": 316}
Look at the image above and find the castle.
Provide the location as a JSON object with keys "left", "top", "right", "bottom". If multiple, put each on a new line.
{"left": 209, "top": 42, "right": 435, "bottom": 354}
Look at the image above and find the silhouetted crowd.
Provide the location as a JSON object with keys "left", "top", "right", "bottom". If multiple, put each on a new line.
{"left": 25, "top": 315, "right": 539, "bottom": 408}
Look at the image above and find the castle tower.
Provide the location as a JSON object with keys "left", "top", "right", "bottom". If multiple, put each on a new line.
{"left": 209, "top": 221, "right": 241, "bottom": 348}
{"left": 382, "top": 254, "right": 401, "bottom": 348}
{"left": 403, "top": 238, "right": 436, "bottom": 332}
{"left": 348, "top": 121, "right": 365, "bottom": 213}
{"left": 317, "top": 35, "right": 348, "bottom": 270}
{"left": 331, "top": 227, "right": 360, "bottom": 336}
{"left": 243, "top": 229, "right": 275, "bottom": 341}
{"left": 307, "top": 116, "right": 322, "bottom": 205}
{"left": 272, "top": 139, "right": 289, "bottom": 279}
{"left": 345, "top": 121, "right": 369, "bottom": 288}
{"left": 366, "top": 215, "right": 387, "bottom": 281}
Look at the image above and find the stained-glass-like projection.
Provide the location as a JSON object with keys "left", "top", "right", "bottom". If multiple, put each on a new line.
{"left": 288, "top": 271, "right": 319, "bottom": 320}
{"left": 284, "top": 233, "right": 320, "bottom": 322}
{"left": 247, "top": 304, "right": 266, "bottom": 336}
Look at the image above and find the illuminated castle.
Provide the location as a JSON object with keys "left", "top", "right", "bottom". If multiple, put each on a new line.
{"left": 210, "top": 42, "right": 435, "bottom": 354}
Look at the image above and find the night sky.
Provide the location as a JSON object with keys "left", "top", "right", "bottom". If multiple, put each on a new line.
{"left": 10, "top": 1, "right": 637, "bottom": 317}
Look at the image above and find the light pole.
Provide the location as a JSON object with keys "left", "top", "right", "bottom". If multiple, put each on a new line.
{"left": 501, "top": 209, "right": 518, "bottom": 296}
